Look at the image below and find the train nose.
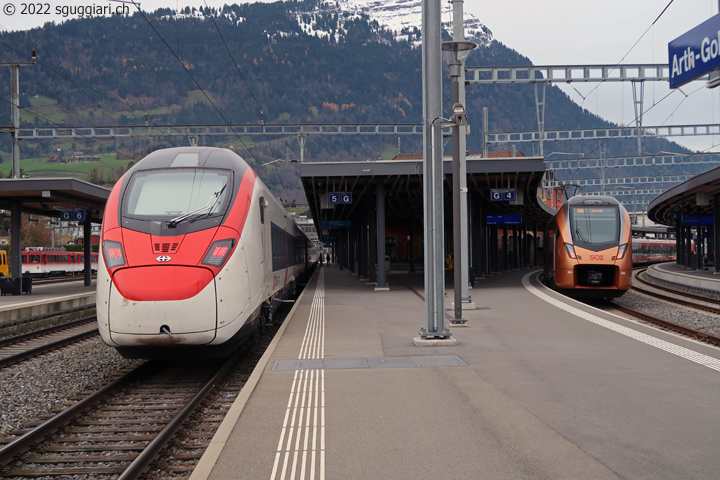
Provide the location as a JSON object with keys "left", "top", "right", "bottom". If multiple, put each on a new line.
{"left": 105, "top": 266, "right": 218, "bottom": 345}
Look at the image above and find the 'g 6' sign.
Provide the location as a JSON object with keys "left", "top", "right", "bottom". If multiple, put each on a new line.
{"left": 60, "top": 209, "right": 87, "bottom": 221}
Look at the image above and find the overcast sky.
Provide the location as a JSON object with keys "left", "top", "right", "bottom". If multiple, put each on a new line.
{"left": 2, "top": 0, "right": 720, "bottom": 152}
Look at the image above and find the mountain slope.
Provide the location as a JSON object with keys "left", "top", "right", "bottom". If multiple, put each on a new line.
{"left": 0, "top": 0, "right": 696, "bottom": 202}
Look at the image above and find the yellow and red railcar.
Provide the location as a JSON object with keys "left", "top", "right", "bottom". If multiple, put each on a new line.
{"left": 544, "top": 195, "right": 633, "bottom": 298}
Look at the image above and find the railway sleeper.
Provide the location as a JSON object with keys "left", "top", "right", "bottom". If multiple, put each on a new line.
{"left": 4, "top": 466, "right": 127, "bottom": 476}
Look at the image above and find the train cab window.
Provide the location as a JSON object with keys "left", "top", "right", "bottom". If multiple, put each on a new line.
{"left": 125, "top": 169, "right": 232, "bottom": 220}
{"left": 570, "top": 206, "right": 620, "bottom": 247}
{"left": 29, "top": 254, "right": 41, "bottom": 264}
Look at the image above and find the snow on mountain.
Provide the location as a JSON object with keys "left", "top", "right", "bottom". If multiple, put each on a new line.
{"left": 333, "top": 0, "right": 492, "bottom": 47}
{"left": 289, "top": 0, "right": 492, "bottom": 48}
{"left": 162, "top": 0, "right": 492, "bottom": 48}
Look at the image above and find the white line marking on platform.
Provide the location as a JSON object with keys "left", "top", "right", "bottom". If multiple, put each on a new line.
{"left": 272, "top": 269, "right": 325, "bottom": 480}
{"left": 523, "top": 272, "right": 720, "bottom": 372}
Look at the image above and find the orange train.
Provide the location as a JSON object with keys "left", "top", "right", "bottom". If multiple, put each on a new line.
{"left": 544, "top": 195, "right": 633, "bottom": 298}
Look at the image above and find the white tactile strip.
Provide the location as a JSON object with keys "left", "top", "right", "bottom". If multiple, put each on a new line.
{"left": 272, "top": 355, "right": 467, "bottom": 371}
{"left": 270, "top": 269, "right": 326, "bottom": 480}
{"left": 523, "top": 272, "right": 720, "bottom": 372}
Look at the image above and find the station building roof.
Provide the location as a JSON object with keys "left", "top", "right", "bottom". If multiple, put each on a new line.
{"left": 300, "top": 154, "right": 554, "bottom": 240}
{"left": 0, "top": 178, "right": 110, "bottom": 223}
{"left": 648, "top": 163, "right": 720, "bottom": 227}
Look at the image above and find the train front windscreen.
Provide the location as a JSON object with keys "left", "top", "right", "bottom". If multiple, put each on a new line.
{"left": 569, "top": 206, "right": 619, "bottom": 249}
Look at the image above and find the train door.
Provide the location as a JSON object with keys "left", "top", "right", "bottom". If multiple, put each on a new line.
{"left": 259, "top": 196, "right": 268, "bottom": 272}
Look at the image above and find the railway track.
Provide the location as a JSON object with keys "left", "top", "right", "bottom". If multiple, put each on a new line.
{"left": 632, "top": 269, "right": 720, "bottom": 314}
{"left": 0, "top": 355, "right": 237, "bottom": 479}
{"left": 605, "top": 268, "right": 720, "bottom": 347}
{"left": 610, "top": 301, "right": 720, "bottom": 347}
{"left": 32, "top": 275, "right": 97, "bottom": 287}
{"left": 0, "top": 317, "right": 98, "bottom": 369}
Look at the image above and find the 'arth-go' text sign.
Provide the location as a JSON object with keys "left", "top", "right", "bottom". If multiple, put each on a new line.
{"left": 669, "top": 13, "right": 720, "bottom": 88}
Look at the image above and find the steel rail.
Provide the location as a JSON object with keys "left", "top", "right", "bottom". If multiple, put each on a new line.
{"left": 0, "top": 329, "right": 98, "bottom": 369}
{"left": 634, "top": 269, "right": 720, "bottom": 309}
{"left": 0, "top": 362, "right": 153, "bottom": 467}
{"left": 611, "top": 302, "right": 720, "bottom": 347}
{"left": 117, "top": 353, "right": 239, "bottom": 480}
{"left": 0, "top": 316, "right": 95, "bottom": 348}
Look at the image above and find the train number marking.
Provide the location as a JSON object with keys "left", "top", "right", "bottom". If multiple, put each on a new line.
{"left": 589, "top": 255, "right": 604, "bottom": 261}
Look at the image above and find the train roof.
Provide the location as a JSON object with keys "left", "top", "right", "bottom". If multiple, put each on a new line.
{"left": 131, "top": 147, "right": 251, "bottom": 175}
{"left": 565, "top": 195, "right": 622, "bottom": 206}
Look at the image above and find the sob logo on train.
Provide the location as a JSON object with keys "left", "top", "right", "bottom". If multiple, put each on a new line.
{"left": 589, "top": 254, "right": 604, "bottom": 261}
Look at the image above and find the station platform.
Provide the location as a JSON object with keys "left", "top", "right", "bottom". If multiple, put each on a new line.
{"left": 647, "top": 261, "right": 720, "bottom": 293}
{"left": 192, "top": 264, "right": 720, "bottom": 480}
{"left": 0, "top": 279, "right": 95, "bottom": 328}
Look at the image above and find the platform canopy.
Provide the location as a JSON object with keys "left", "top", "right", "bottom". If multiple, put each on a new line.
{"left": 0, "top": 177, "right": 110, "bottom": 223}
{"left": 300, "top": 154, "right": 554, "bottom": 240}
{"left": 648, "top": 163, "right": 720, "bottom": 226}
{"left": 0, "top": 177, "right": 110, "bottom": 287}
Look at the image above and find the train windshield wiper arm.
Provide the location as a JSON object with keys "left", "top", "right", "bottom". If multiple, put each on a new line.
{"left": 168, "top": 183, "right": 227, "bottom": 228}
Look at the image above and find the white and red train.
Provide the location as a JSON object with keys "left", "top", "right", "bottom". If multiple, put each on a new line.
{"left": 97, "top": 147, "right": 310, "bottom": 358}
{"left": 20, "top": 248, "right": 98, "bottom": 277}
{"left": 631, "top": 237, "right": 676, "bottom": 265}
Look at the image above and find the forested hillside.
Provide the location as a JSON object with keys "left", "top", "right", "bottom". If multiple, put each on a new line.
{"left": 0, "top": 0, "right": 695, "bottom": 202}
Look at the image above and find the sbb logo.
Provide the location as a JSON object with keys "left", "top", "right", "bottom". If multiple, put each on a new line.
{"left": 589, "top": 254, "right": 604, "bottom": 261}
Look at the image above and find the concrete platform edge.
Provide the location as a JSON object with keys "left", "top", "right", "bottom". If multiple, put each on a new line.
{"left": 0, "top": 292, "right": 95, "bottom": 327}
{"left": 189, "top": 269, "right": 318, "bottom": 480}
{"left": 647, "top": 262, "right": 720, "bottom": 293}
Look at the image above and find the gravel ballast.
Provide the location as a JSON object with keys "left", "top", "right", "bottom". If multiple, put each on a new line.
{"left": 0, "top": 338, "right": 143, "bottom": 437}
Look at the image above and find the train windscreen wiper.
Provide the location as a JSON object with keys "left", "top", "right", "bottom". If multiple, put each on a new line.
{"left": 167, "top": 183, "right": 227, "bottom": 228}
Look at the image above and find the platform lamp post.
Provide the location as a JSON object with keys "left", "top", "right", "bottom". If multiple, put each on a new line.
{"left": 442, "top": 40, "right": 476, "bottom": 325}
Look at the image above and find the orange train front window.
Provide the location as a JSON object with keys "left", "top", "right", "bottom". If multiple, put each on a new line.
{"left": 570, "top": 206, "right": 620, "bottom": 246}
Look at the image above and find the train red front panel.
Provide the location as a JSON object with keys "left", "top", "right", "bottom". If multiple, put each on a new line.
{"left": 112, "top": 266, "right": 215, "bottom": 301}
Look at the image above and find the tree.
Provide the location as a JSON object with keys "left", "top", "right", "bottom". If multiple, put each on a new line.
{"left": 21, "top": 216, "right": 52, "bottom": 248}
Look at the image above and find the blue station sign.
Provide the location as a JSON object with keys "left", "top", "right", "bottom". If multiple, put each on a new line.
{"left": 668, "top": 13, "right": 720, "bottom": 88}
{"left": 328, "top": 192, "right": 353, "bottom": 205}
{"left": 60, "top": 208, "right": 86, "bottom": 221}
{"left": 682, "top": 215, "right": 714, "bottom": 226}
{"left": 321, "top": 220, "right": 351, "bottom": 228}
{"left": 490, "top": 188, "right": 516, "bottom": 202}
{"left": 486, "top": 214, "right": 522, "bottom": 225}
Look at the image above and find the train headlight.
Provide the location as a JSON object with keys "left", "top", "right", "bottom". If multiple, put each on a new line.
{"left": 202, "top": 239, "right": 235, "bottom": 267}
{"left": 616, "top": 243, "right": 628, "bottom": 260}
{"left": 103, "top": 240, "right": 126, "bottom": 269}
{"left": 564, "top": 243, "right": 577, "bottom": 259}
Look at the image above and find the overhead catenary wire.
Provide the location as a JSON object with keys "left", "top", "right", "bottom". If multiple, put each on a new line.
{"left": 0, "top": 26, "right": 179, "bottom": 147}
{"left": 199, "top": 1, "right": 295, "bottom": 202}
{"left": 128, "top": 1, "right": 259, "bottom": 164}
{"left": 565, "top": 0, "right": 676, "bottom": 131}
{"left": 202, "top": 0, "right": 263, "bottom": 119}
{"left": 0, "top": 95, "right": 141, "bottom": 175}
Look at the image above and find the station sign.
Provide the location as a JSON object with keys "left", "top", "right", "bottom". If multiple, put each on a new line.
{"left": 328, "top": 192, "right": 353, "bottom": 205}
{"left": 490, "top": 188, "right": 516, "bottom": 202}
{"left": 668, "top": 13, "right": 720, "bottom": 88}
{"left": 682, "top": 215, "right": 714, "bottom": 226}
{"left": 321, "top": 220, "right": 351, "bottom": 228}
{"left": 486, "top": 214, "right": 522, "bottom": 225}
{"left": 60, "top": 208, "right": 86, "bottom": 221}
